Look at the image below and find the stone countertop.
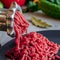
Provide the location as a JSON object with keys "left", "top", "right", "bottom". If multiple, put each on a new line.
{"left": 0, "top": 11, "right": 60, "bottom": 46}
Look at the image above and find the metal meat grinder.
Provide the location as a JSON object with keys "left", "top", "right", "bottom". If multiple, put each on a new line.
{"left": 0, "top": 2, "right": 22, "bottom": 37}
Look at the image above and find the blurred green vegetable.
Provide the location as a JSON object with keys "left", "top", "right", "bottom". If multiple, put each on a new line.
{"left": 56, "top": 0, "right": 60, "bottom": 5}
{"left": 49, "top": 0, "right": 55, "bottom": 3}
{"left": 39, "top": 0, "right": 60, "bottom": 18}
{"left": 0, "top": 2, "right": 4, "bottom": 8}
{"left": 27, "top": 1, "right": 39, "bottom": 12}
{"left": 31, "top": 16, "right": 52, "bottom": 28}
{"left": 48, "top": 0, "right": 60, "bottom": 5}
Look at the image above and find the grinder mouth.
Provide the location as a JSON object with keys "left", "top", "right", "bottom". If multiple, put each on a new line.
{"left": 6, "top": 9, "right": 15, "bottom": 37}
{"left": 0, "top": 8, "right": 15, "bottom": 37}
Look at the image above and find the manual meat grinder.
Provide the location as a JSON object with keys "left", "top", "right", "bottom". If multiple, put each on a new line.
{"left": 0, "top": 2, "right": 22, "bottom": 37}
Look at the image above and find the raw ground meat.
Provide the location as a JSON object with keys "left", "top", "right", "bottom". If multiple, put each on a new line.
{"left": 5, "top": 11, "right": 60, "bottom": 60}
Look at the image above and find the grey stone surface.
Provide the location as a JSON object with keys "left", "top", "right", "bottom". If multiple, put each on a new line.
{"left": 0, "top": 31, "right": 13, "bottom": 46}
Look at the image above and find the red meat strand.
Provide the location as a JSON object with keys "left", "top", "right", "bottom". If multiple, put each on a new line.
{"left": 5, "top": 11, "right": 60, "bottom": 60}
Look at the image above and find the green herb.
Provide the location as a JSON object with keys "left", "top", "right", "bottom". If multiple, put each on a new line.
{"left": 31, "top": 16, "right": 52, "bottom": 28}
{"left": 0, "top": 2, "right": 4, "bottom": 8}
{"left": 27, "top": 1, "right": 39, "bottom": 12}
